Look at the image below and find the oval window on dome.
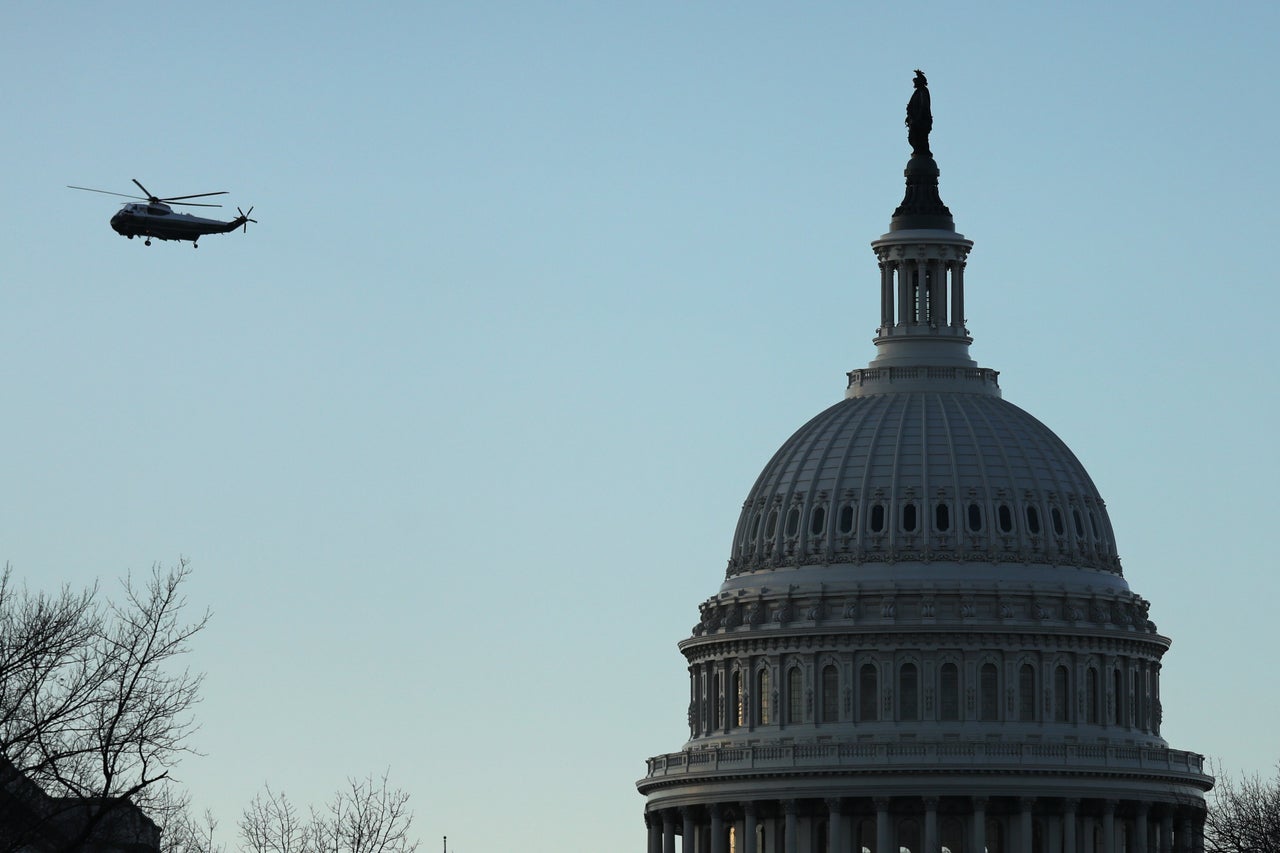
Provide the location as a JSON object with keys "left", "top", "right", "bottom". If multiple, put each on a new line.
{"left": 838, "top": 503, "right": 856, "bottom": 534}
{"left": 1088, "top": 509, "right": 1100, "bottom": 539}
{"left": 1072, "top": 508, "right": 1085, "bottom": 537}
{"left": 1051, "top": 506, "right": 1065, "bottom": 536}
{"left": 997, "top": 504, "right": 1014, "bottom": 534}
{"left": 967, "top": 503, "right": 983, "bottom": 532}
{"left": 785, "top": 506, "right": 801, "bottom": 538}
{"left": 747, "top": 510, "right": 762, "bottom": 543}
{"left": 935, "top": 503, "right": 950, "bottom": 532}
{"left": 869, "top": 504, "right": 886, "bottom": 533}
{"left": 1025, "top": 505, "right": 1041, "bottom": 535}
{"left": 765, "top": 509, "right": 779, "bottom": 539}
{"left": 810, "top": 505, "right": 827, "bottom": 536}
{"left": 902, "top": 503, "right": 918, "bottom": 533}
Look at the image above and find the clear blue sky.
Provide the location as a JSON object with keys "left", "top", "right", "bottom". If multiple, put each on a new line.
{"left": 3, "top": 2, "right": 1277, "bottom": 849}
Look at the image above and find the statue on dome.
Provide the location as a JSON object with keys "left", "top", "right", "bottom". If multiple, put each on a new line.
{"left": 906, "top": 69, "right": 932, "bottom": 156}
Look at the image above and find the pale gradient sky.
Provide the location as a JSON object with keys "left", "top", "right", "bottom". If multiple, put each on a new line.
{"left": 2, "top": 2, "right": 1278, "bottom": 850}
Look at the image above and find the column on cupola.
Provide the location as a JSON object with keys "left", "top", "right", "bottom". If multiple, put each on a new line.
{"left": 1134, "top": 802, "right": 1150, "bottom": 853}
{"left": 1177, "top": 811, "right": 1193, "bottom": 853}
{"left": 897, "top": 260, "right": 913, "bottom": 328}
{"left": 1192, "top": 810, "right": 1206, "bottom": 853}
{"left": 875, "top": 798, "right": 893, "bottom": 853}
{"left": 1158, "top": 808, "right": 1174, "bottom": 853}
{"left": 880, "top": 261, "right": 894, "bottom": 330}
{"left": 663, "top": 810, "right": 677, "bottom": 853}
{"left": 647, "top": 813, "right": 662, "bottom": 853}
{"left": 710, "top": 804, "right": 725, "bottom": 853}
{"left": 950, "top": 256, "right": 965, "bottom": 332}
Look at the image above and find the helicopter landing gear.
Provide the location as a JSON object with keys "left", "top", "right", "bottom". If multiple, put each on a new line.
{"left": 144, "top": 238, "right": 152, "bottom": 246}
{"left": 192, "top": 241, "right": 199, "bottom": 249}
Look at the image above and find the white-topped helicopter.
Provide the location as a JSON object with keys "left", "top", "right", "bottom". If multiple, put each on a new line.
{"left": 68, "top": 179, "right": 256, "bottom": 248}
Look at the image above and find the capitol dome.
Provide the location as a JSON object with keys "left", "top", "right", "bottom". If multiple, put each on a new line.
{"left": 639, "top": 74, "right": 1210, "bottom": 853}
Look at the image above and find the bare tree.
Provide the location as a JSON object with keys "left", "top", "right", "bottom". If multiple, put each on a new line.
{"left": 238, "top": 773, "right": 419, "bottom": 853}
{"left": 0, "top": 560, "right": 208, "bottom": 852}
{"left": 1205, "top": 762, "right": 1280, "bottom": 853}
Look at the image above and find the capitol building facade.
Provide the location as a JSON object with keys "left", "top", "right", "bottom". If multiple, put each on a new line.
{"left": 637, "top": 78, "right": 1211, "bottom": 853}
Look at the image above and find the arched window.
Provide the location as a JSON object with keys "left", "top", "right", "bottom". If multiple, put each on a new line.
{"left": 869, "top": 504, "right": 886, "bottom": 533}
{"left": 785, "top": 506, "right": 801, "bottom": 538}
{"left": 979, "top": 663, "right": 999, "bottom": 721}
{"left": 1054, "top": 665, "right": 1070, "bottom": 722}
{"left": 838, "top": 503, "right": 856, "bottom": 535}
{"left": 1019, "top": 664, "right": 1036, "bottom": 721}
{"left": 821, "top": 664, "right": 839, "bottom": 723}
{"left": 967, "top": 503, "right": 984, "bottom": 532}
{"left": 1072, "top": 508, "right": 1085, "bottom": 537}
{"left": 859, "top": 664, "right": 879, "bottom": 721}
{"left": 935, "top": 502, "right": 951, "bottom": 532}
{"left": 712, "top": 672, "right": 722, "bottom": 729}
{"left": 747, "top": 510, "right": 762, "bottom": 543}
{"left": 1026, "top": 505, "right": 1042, "bottom": 535}
{"left": 899, "top": 662, "right": 919, "bottom": 721}
{"left": 1051, "top": 506, "right": 1065, "bottom": 536}
{"left": 756, "top": 668, "right": 770, "bottom": 726}
{"left": 810, "top": 505, "right": 827, "bottom": 536}
{"left": 997, "top": 503, "right": 1014, "bottom": 533}
{"left": 787, "top": 666, "right": 803, "bottom": 725}
{"left": 902, "top": 503, "right": 918, "bottom": 533}
{"left": 765, "top": 509, "right": 779, "bottom": 539}
{"left": 939, "top": 662, "right": 960, "bottom": 721}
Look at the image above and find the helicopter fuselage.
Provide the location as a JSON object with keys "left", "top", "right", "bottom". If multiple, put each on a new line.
{"left": 110, "top": 202, "right": 248, "bottom": 245}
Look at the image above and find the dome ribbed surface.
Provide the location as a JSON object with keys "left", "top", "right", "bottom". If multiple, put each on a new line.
{"left": 728, "top": 390, "right": 1120, "bottom": 576}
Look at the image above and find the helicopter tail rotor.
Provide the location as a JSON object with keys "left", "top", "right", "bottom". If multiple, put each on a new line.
{"left": 237, "top": 207, "right": 257, "bottom": 233}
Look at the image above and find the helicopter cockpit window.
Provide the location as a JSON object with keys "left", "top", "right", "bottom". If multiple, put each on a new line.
{"left": 147, "top": 205, "right": 170, "bottom": 216}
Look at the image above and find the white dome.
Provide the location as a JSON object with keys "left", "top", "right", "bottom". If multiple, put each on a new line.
{"left": 729, "top": 389, "right": 1120, "bottom": 578}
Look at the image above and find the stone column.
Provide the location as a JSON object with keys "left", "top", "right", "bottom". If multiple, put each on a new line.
{"left": 784, "top": 799, "right": 799, "bottom": 853}
{"left": 1192, "top": 810, "right": 1205, "bottom": 853}
{"left": 1063, "top": 799, "right": 1079, "bottom": 853}
{"left": 663, "top": 810, "right": 677, "bottom": 853}
{"left": 1019, "top": 797, "right": 1035, "bottom": 853}
{"left": 951, "top": 259, "right": 965, "bottom": 333}
{"left": 1158, "top": 808, "right": 1174, "bottom": 853}
{"left": 1102, "top": 801, "right": 1117, "bottom": 853}
{"left": 681, "top": 806, "right": 696, "bottom": 853}
{"left": 1134, "top": 802, "right": 1149, "bottom": 853}
{"left": 710, "top": 803, "right": 726, "bottom": 853}
{"left": 647, "top": 812, "right": 663, "bottom": 853}
{"left": 875, "top": 797, "right": 893, "bottom": 853}
{"left": 880, "top": 262, "right": 893, "bottom": 330}
{"left": 827, "top": 798, "right": 845, "bottom": 853}
{"left": 971, "top": 798, "right": 987, "bottom": 853}
{"left": 743, "top": 802, "right": 758, "bottom": 853}
{"left": 923, "top": 797, "right": 938, "bottom": 853}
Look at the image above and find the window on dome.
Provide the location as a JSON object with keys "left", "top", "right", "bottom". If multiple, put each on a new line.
{"left": 785, "top": 506, "right": 801, "bottom": 538}
{"left": 1088, "top": 510, "right": 1100, "bottom": 538}
{"left": 979, "top": 663, "right": 999, "bottom": 721}
{"left": 821, "top": 664, "right": 839, "bottom": 723}
{"left": 1112, "top": 668, "right": 1123, "bottom": 726}
{"left": 869, "top": 504, "right": 886, "bottom": 533}
{"left": 997, "top": 504, "right": 1014, "bottom": 534}
{"left": 902, "top": 503, "right": 918, "bottom": 533}
{"left": 712, "top": 673, "right": 722, "bottom": 729}
{"left": 1018, "top": 664, "right": 1036, "bottom": 721}
{"left": 859, "top": 664, "right": 879, "bottom": 721}
{"left": 748, "top": 511, "right": 762, "bottom": 542}
{"left": 731, "top": 671, "right": 743, "bottom": 728}
{"left": 940, "top": 663, "right": 960, "bottom": 721}
{"left": 838, "top": 503, "right": 856, "bottom": 535}
{"left": 1072, "top": 508, "right": 1085, "bottom": 537}
{"left": 810, "top": 505, "right": 827, "bottom": 536}
{"left": 765, "top": 509, "right": 779, "bottom": 539}
{"left": 757, "top": 668, "right": 770, "bottom": 726}
{"left": 934, "top": 503, "right": 950, "bottom": 532}
{"left": 1025, "top": 505, "right": 1041, "bottom": 535}
{"left": 1051, "top": 506, "right": 1065, "bottom": 536}
{"left": 1054, "top": 665, "right": 1070, "bottom": 722}
{"left": 899, "top": 663, "right": 919, "bottom": 721}
{"left": 787, "top": 666, "right": 803, "bottom": 725}
{"left": 967, "top": 503, "right": 983, "bottom": 532}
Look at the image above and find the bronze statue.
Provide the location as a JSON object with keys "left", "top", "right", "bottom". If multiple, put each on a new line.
{"left": 906, "top": 69, "right": 932, "bottom": 157}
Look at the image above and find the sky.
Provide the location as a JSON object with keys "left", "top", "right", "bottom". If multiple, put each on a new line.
{"left": 3, "top": 1, "right": 1279, "bottom": 849}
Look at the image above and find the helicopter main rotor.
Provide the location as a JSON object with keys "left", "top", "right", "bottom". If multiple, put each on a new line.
{"left": 67, "top": 179, "right": 228, "bottom": 208}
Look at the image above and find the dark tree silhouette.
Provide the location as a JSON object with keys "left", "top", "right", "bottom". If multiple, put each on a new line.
{"left": 0, "top": 561, "right": 208, "bottom": 852}
{"left": 235, "top": 772, "right": 419, "bottom": 853}
{"left": 1205, "top": 762, "right": 1280, "bottom": 853}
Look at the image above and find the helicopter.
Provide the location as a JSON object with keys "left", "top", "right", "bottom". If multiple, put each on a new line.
{"left": 68, "top": 179, "right": 256, "bottom": 248}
